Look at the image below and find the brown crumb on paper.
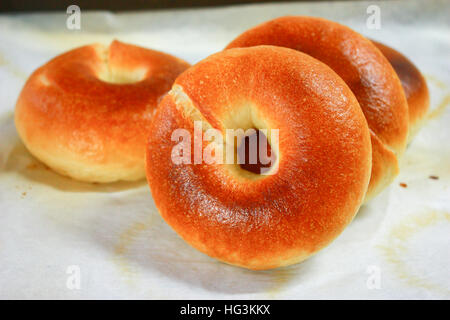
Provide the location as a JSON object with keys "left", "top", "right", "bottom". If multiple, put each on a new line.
{"left": 429, "top": 175, "right": 439, "bottom": 180}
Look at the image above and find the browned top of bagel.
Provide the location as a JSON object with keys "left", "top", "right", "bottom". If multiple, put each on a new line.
{"left": 146, "top": 46, "right": 372, "bottom": 270}
{"left": 15, "top": 40, "right": 190, "bottom": 182}
{"left": 372, "top": 40, "right": 429, "bottom": 139}
{"left": 226, "top": 16, "right": 409, "bottom": 199}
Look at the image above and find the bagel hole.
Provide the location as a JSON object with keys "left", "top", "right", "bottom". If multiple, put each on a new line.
{"left": 237, "top": 129, "right": 275, "bottom": 175}
{"left": 97, "top": 67, "right": 147, "bottom": 84}
{"left": 94, "top": 43, "right": 148, "bottom": 84}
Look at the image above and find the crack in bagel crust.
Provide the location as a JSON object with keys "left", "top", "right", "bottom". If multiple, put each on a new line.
{"left": 169, "top": 84, "right": 281, "bottom": 178}
{"left": 170, "top": 85, "right": 214, "bottom": 131}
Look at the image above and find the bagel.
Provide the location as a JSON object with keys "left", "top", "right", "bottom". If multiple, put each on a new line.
{"left": 15, "top": 40, "right": 190, "bottom": 183}
{"left": 372, "top": 41, "right": 430, "bottom": 140}
{"left": 146, "top": 46, "right": 372, "bottom": 270}
{"left": 226, "top": 16, "right": 409, "bottom": 200}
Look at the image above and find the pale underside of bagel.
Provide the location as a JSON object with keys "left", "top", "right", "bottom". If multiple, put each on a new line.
{"left": 15, "top": 103, "right": 147, "bottom": 183}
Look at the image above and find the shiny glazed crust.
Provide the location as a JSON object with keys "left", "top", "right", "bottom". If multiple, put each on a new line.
{"left": 226, "top": 16, "right": 409, "bottom": 200}
{"left": 15, "top": 40, "right": 190, "bottom": 182}
{"left": 146, "top": 46, "right": 372, "bottom": 270}
{"left": 373, "top": 41, "right": 430, "bottom": 141}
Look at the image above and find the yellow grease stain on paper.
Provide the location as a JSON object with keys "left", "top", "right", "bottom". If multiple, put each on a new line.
{"left": 427, "top": 94, "right": 450, "bottom": 121}
{"left": 423, "top": 74, "right": 449, "bottom": 122}
{"left": 265, "top": 267, "right": 296, "bottom": 298}
{"left": 377, "top": 211, "right": 450, "bottom": 295}
{"left": 0, "top": 52, "right": 28, "bottom": 80}
{"left": 426, "top": 75, "right": 447, "bottom": 90}
{"left": 113, "top": 216, "right": 155, "bottom": 285}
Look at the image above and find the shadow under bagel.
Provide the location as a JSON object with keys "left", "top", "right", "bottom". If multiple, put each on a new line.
{"left": 100, "top": 205, "right": 316, "bottom": 296}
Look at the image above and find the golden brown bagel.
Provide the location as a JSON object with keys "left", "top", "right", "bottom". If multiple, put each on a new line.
{"left": 15, "top": 40, "right": 190, "bottom": 183}
{"left": 226, "top": 16, "right": 409, "bottom": 200}
{"left": 146, "top": 46, "right": 372, "bottom": 270}
{"left": 372, "top": 41, "right": 430, "bottom": 140}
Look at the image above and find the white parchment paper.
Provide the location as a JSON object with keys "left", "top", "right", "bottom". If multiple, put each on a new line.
{"left": 0, "top": 0, "right": 449, "bottom": 299}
